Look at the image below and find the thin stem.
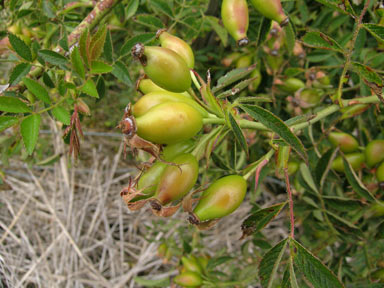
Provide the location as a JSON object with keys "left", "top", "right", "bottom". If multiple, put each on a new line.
{"left": 284, "top": 168, "right": 295, "bottom": 239}
{"left": 203, "top": 95, "right": 380, "bottom": 131}
{"left": 335, "top": 0, "right": 371, "bottom": 106}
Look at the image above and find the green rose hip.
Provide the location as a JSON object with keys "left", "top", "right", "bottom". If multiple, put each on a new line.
{"left": 153, "top": 153, "right": 199, "bottom": 206}
{"left": 221, "top": 0, "right": 249, "bottom": 46}
{"left": 132, "top": 43, "right": 191, "bottom": 93}
{"left": 135, "top": 102, "right": 203, "bottom": 145}
{"left": 191, "top": 175, "right": 247, "bottom": 223}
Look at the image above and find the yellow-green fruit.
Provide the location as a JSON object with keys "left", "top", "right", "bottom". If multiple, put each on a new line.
{"left": 236, "top": 55, "right": 252, "bottom": 68}
{"left": 133, "top": 91, "right": 208, "bottom": 117}
{"left": 158, "top": 30, "right": 195, "bottom": 69}
{"left": 298, "top": 88, "right": 322, "bottom": 108}
{"left": 250, "top": 0, "right": 288, "bottom": 25}
{"left": 277, "top": 78, "right": 305, "bottom": 93}
{"left": 136, "top": 102, "right": 203, "bottom": 145}
{"left": 154, "top": 153, "right": 199, "bottom": 205}
{"left": 332, "top": 153, "right": 365, "bottom": 173}
{"left": 328, "top": 132, "right": 359, "bottom": 153}
{"left": 365, "top": 140, "right": 384, "bottom": 167}
{"left": 196, "top": 255, "right": 209, "bottom": 271}
{"left": 138, "top": 78, "right": 191, "bottom": 98}
{"left": 136, "top": 162, "right": 167, "bottom": 200}
{"left": 222, "top": 0, "right": 249, "bottom": 46}
{"left": 132, "top": 44, "right": 191, "bottom": 92}
{"left": 162, "top": 140, "right": 195, "bottom": 161}
{"left": 193, "top": 175, "right": 247, "bottom": 222}
{"left": 377, "top": 162, "right": 384, "bottom": 182}
{"left": 181, "top": 255, "right": 203, "bottom": 274}
{"left": 288, "top": 161, "right": 299, "bottom": 175}
{"left": 222, "top": 52, "right": 241, "bottom": 67}
{"left": 174, "top": 271, "right": 202, "bottom": 287}
{"left": 249, "top": 69, "right": 262, "bottom": 92}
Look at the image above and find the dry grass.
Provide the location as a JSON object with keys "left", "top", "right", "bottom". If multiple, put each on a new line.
{"left": 0, "top": 121, "right": 287, "bottom": 288}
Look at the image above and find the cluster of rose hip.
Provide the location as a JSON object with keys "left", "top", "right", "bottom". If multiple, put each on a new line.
{"left": 119, "top": 29, "right": 247, "bottom": 228}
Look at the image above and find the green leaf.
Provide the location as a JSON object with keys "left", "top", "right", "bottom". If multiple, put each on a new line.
{"left": 126, "top": 0, "right": 139, "bottom": 19}
{"left": 8, "top": 33, "right": 32, "bottom": 61}
{"left": 134, "top": 276, "right": 170, "bottom": 287}
{"left": 342, "top": 156, "right": 378, "bottom": 204}
{"left": 150, "top": 0, "right": 173, "bottom": 17}
{"left": 205, "top": 16, "right": 228, "bottom": 47}
{"left": 300, "top": 162, "right": 319, "bottom": 194}
{"left": 228, "top": 112, "right": 248, "bottom": 156}
{"left": 302, "top": 32, "right": 343, "bottom": 53}
{"left": 23, "top": 78, "right": 51, "bottom": 104}
{"left": 292, "top": 239, "right": 344, "bottom": 288}
{"left": 79, "top": 28, "right": 90, "bottom": 66}
{"left": 70, "top": 46, "right": 85, "bottom": 79}
{"left": 0, "top": 96, "right": 31, "bottom": 113}
{"left": 351, "top": 62, "right": 383, "bottom": 86}
{"left": 9, "top": 63, "right": 31, "bottom": 86}
{"left": 0, "top": 116, "right": 19, "bottom": 132}
{"left": 313, "top": 0, "right": 347, "bottom": 14}
{"left": 42, "top": 0, "right": 56, "bottom": 18}
{"left": 104, "top": 29, "right": 113, "bottom": 63}
{"left": 213, "top": 65, "right": 256, "bottom": 93}
{"left": 207, "top": 256, "right": 233, "bottom": 270}
{"left": 38, "top": 49, "right": 68, "bottom": 66}
{"left": 322, "top": 196, "right": 362, "bottom": 212}
{"left": 241, "top": 203, "right": 286, "bottom": 238}
{"left": 259, "top": 238, "right": 288, "bottom": 288}
{"left": 36, "top": 153, "right": 62, "bottom": 166}
{"left": 43, "top": 72, "right": 55, "bottom": 88}
{"left": 80, "top": 79, "right": 99, "bottom": 98}
{"left": 90, "top": 25, "right": 107, "bottom": 61}
{"left": 240, "top": 104, "right": 308, "bottom": 163}
{"left": 326, "top": 210, "right": 359, "bottom": 230}
{"left": 285, "top": 22, "right": 296, "bottom": 55}
{"left": 51, "top": 106, "right": 70, "bottom": 125}
{"left": 134, "top": 14, "right": 164, "bottom": 29}
{"left": 217, "top": 77, "right": 261, "bottom": 99}
{"left": 59, "top": 28, "right": 69, "bottom": 52}
{"left": 363, "top": 24, "right": 384, "bottom": 43}
{"left": 112, "top": 61, "right": 132, "bottom": 85}
{"left": 21, "top": 114, "right": 41, "bottom": 155}
{"left": 96, "top": 76, "right": 106, "bottom": 100}
{"left": 120, "top": 33, "right": 156, "bottom": 56}
{"left": 315, "top": 149, "right": 336, "bottom": 186}
{"left": 255, "top": 17, "right": 272, "bottom": 47}
{"left": 289, "top": 255, "right": 299, "bottom": 288}
{"left": 90, "top": 61, "right": 113, "bottom": 74}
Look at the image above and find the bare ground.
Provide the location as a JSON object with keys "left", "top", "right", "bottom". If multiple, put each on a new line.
{"left": 0, "top": 121, "right": 287, "bottom": 288}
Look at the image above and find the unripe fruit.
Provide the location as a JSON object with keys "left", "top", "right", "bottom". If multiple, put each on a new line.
{"left": 222, "top": 52, "right": 241, "bottom": 67}
{"left": 328, "top": 132, "right": 359, "bottom": 153}
{"left": 138, "top": 78, "right": 191, "bottom": 98}
{"left": 162, "top": 140, "right": 195, "bottom": 161}
{"left": 298, "top": 88, "right": 322, "bottom": 108}
{"left": 277, "top": 78, "right": 305, "bottom": 93}
{"left": 132, "top": 44, "right": 191, "bottom": 93}
{"left": 332, "top": 153, "right": 365, "bottom": 173}
{"left": 136, "top": 102, "right": 203, "bottom": 145}
{"left": 221, "top": 0, "right": 249, "bottom": 46}
{"left": 174, "top": 271, "right": 202, "bottom": 287}
{"left": 250, "top": 0, "right": 288, "bottom": 26}
{"left": 196, "top": 255, "right": 209, "bottom": 271}
{"left": 181, "top": 256, "right": 203, "bottom": 274}
{"left": 154, "top": 153, "right": 199, "bottom": 205}
{"left": 377, "top": 162, "right": 384, "bottom": 182}
{"left": 365, "top": 140, "right": 384, "bottom": 167}
{"left": 157, "top": 30, "right": 195, "bottom": 69}
{"left": 236, "top": 55, "right": 252, "bottom": 68}
{"left": 193, "top": 175, "right": 247, "bottom": 222}
{"left": 136, "top": 162, "right": 167, "bottom": 199}
{"left": 288, "top": 161, "right": 299, "bottom": 175}
{"left": 132, "top": 91, "right": 208, "bottom": 118}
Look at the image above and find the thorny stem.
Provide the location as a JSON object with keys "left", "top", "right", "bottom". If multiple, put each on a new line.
{"left": 284, "top": 168, "right": 295, "bottom": 239}
{"left": 336, "top": 0, "right": 371, "bottom": 106}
